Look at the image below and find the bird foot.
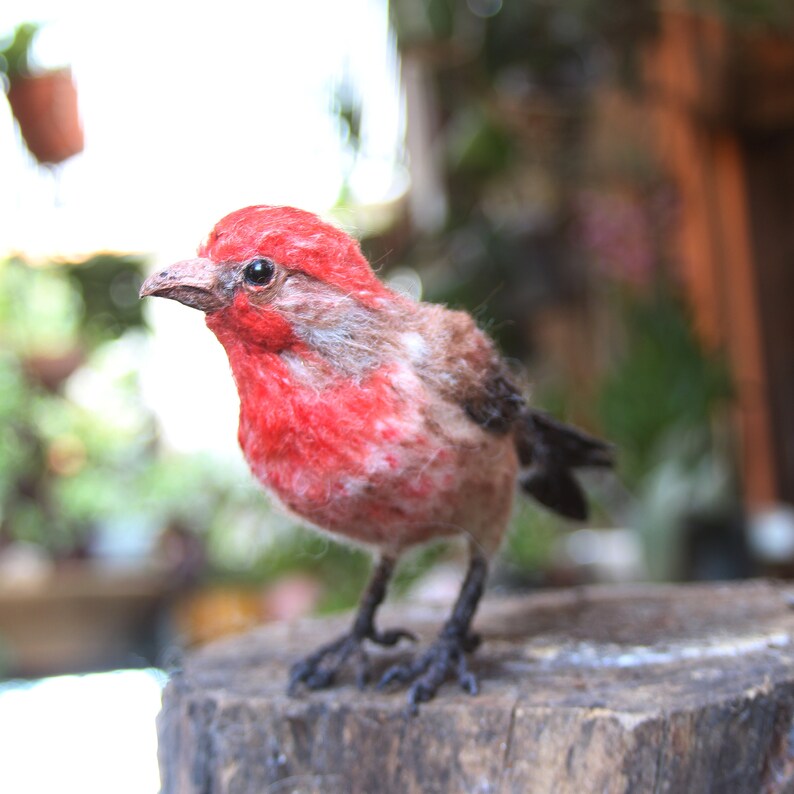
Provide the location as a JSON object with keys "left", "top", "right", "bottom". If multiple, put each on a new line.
{"left": 288, "top": 626, "right": 416, "bottom": 694}
{"left": 377, "top": 632, "right": 482, "bottom": 714}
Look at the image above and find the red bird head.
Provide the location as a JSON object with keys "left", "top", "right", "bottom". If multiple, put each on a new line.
{"left": 140, "top": 205, "right": 393, "bottom": 357}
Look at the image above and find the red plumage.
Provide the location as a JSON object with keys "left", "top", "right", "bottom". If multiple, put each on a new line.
{"left": 199, "top": 205, "right": 390, "bottom": 307}
{"left": 140, "top": 204, "right": 612, "bottom": 710}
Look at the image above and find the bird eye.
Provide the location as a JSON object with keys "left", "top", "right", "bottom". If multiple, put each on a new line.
{"left": 243, "top": 258, "right": 275, "bottom": 286}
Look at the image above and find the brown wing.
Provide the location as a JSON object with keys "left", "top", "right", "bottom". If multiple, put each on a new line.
{"left": 411, "top": 304, "right": 525, "bottom": 435}
{"left": 411, "top": 303, "right": 614, "bottom": 520}
{"left": 456, "top": 359, "right": 614, "bottom": 520}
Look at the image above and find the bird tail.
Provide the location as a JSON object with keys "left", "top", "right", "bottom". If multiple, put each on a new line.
{"left": 515, "top": 410, "right": 614, "bottom": 521}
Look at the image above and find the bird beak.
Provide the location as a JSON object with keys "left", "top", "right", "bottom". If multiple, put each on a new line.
{"left": 139, "top": 257, "right": 226, "bottom": 313}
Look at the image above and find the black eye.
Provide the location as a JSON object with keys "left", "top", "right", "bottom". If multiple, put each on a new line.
{"left": 243, "top": 258, "right": 275, "bottom": 286}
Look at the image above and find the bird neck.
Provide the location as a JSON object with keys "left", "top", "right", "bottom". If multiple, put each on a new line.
{"left": 228, "top": 345, "right": 411, "bottom": 492}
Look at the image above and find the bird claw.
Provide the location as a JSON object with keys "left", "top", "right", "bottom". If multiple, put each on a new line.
{"left": 371, "top": 628, "right": 418, "bottom": 646}
{"left": 377, "top": 633, "right": 480, "bottom": 714}
{"left": 288, "top": 626, "right": 415, "bottom": 695}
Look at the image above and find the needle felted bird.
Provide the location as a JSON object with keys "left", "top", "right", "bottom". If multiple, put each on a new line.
{"left": 140, "top": 205, "right": 613, "bottom": 710}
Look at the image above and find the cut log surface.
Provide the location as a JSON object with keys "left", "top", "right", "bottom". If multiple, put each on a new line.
{"left": 158, "top": 580, "right": 794, "bottom": 794}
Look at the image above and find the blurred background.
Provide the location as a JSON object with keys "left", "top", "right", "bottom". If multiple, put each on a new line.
{"left": 1, "top": 0, "right": 793, "bottom": 789}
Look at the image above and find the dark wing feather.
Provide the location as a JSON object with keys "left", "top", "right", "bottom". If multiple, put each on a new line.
{"left": 515, "top": 410, "right": 615, "bottom": 520}
{"left": 459, "top": 364, "right": 614, "bottom": 520}
{"left": 515, "top": 411, "right": 615, "bottom": 469}
{"left": 521, "top": 466, "right": 588, "bottom": 521}
{"left": 462, "top": 370, "right": 525, "bottom": 434}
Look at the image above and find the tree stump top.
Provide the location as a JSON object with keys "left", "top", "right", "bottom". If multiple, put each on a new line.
{"left": 159, "top": 580, "right": 794, "bottom": 793}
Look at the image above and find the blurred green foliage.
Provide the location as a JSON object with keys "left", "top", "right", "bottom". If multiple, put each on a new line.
{"left": 0, "top": 256, "right": 153, "bottom": 556}
{"left": 385, "top": 0, "right": 619, "bottom": 359}
{"left": 711, "top": 0, "right": 794, "bottom": 28}
{"left": 594, "top": 279, "right": 740, "bottom": 580}
{"left": 502, "top": 502, "right": 563, "bottom": 576}
{"left": 597, "top": 281, "right": 733, "bottom": 488}
{"left": 0, "top": 255, "right": 144, "bottom": 354}
{"left": 0, "top": 23, "right": 39, "bottom": 79}
{"left": 65, "top": 254, "right": 147, "bottom": 344}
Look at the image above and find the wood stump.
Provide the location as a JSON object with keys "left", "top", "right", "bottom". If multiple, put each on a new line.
{"left": 158, "top": 581, "right": 794, "bottom": 793}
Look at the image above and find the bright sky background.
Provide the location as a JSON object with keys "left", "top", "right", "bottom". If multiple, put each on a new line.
{"left": 2, "top": 0, "right": 404, "bottom": 258}
{"left": 2, "top": 0, "right": 405, "bottom": 454}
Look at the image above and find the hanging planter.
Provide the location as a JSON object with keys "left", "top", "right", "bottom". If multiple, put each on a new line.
{"left": 6, "top": 69, "right": 84, "bottom": 164}
{"left": 1, "top": 23, "right": 84, "bottom": 165}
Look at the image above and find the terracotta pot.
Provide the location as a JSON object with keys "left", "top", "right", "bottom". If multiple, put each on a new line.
{"left": 6, "top": 68, "right": 84, "bottom": 164}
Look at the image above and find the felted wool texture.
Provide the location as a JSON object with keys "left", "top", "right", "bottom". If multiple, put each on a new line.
{"left": 139, "top": 202, "right": 614, "bottom": 706}
{"left": 193, "top": 206, "right": 522, "bottom": 554}
{"left": 199, "top": 205, "right": 391, "bottom": 309}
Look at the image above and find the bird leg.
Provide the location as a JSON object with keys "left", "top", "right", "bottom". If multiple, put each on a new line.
{"left": 288, "top": 554, "right": 415, "bottom": 693}
{"left": 378, "top": 547, "right": 487, "bottom": 713}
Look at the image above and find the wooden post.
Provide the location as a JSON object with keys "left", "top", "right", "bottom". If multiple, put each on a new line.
{"left": 643, "top": 10, "right": 794, "bottom": 506}
{"left": 159, "top": 581, "right": 794, "bottom": 793}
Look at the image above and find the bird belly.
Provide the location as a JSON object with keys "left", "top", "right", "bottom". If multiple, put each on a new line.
{"left": 237, "top": 363, "right": 519, "bottom": 554}
{"left": 343, "top": 432, "right": 518, "bottom": 554}
{"left": 242, "top": 408, "right": 518, "bottom": 554}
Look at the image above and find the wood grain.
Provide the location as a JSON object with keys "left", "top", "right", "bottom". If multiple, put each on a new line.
{"left": 159, "top": 581, "right": 794, "bottom": 793}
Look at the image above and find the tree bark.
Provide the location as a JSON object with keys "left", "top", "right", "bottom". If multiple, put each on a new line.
{"left": 158, "top": 580, "right": 794, "bottom": 793}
